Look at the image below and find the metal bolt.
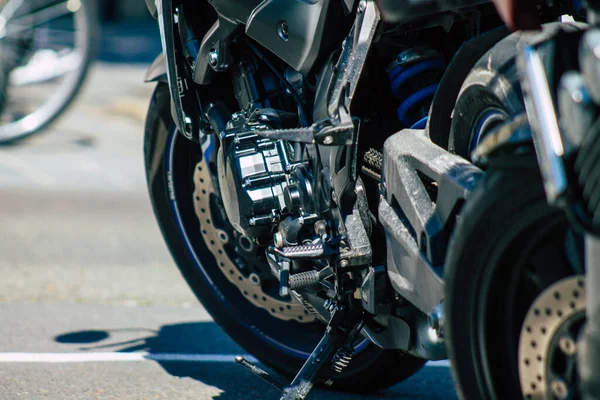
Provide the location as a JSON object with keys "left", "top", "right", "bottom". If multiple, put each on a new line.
{"left": 273, "top": 232, "right": 284, "bottom": 248}
{"left": 323, "top": 135, "right": 334, "bottom": 145}
{"left": 551, "top": 379, "right": 569, "bottom": 400}
{"left": 314, "top": 220, "right": 328, "bottom": 242}
{"left": 339, "top": 259, "right": 349, "bottom": 268}
{"left": 208, "top": 49, "right": 219, "bottom": 68}
{"left": 358, "top": 0, "right": 367, "bottom": 13}
{"left": 559, "top": 336, "right": 577, "bottom": 356}
{"left": 277, "top": 21, "right": 289, "bottom": 41}
{"left": 428, "top": 302, "right": 445, "bottom": 338}
{"left": 428, "top": 312, "right": 439, "bottom": 331}
{"left": 249, "top": 273, "right": 261, "bottom": 286}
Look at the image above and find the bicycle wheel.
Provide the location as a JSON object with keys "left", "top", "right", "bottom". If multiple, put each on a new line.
{"left": 0, "top": 0, "right": 99, "bottom": 144}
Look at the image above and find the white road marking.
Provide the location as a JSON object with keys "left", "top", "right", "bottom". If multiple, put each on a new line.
{"left": 0, "top": 352, "right": 257, "bottom": 363}
{"left": 0, "top": 352, "right": 450, "bottom": 367}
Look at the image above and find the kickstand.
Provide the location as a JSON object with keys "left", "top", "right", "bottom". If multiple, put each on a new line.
{"left": 235, "top": 304, "right": 363, "bottom": 400}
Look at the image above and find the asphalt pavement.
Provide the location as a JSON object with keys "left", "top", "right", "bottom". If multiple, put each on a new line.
{"left": 0, "top": 63, "right": 459, "bottom": 400}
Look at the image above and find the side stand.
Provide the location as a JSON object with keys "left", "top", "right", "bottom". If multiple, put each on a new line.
{"left": 235, "top": 305, "right": 363, "bottom": 400}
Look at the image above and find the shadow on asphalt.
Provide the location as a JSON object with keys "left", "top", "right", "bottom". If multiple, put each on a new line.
{"left": 55, "top": 322, "right": 456, "bottom": 400}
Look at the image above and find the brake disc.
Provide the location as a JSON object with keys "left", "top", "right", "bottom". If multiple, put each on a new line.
{"left": 192, "top": 159, "right": 315, "bottom": 323}
{"left": 519, "top": 275, "right": 586, "bottom": 400}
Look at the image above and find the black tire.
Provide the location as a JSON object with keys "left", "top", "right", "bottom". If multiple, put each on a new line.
{"left": 444, "top": 23, "right": 586, "bottom": 400}
{"left": 448, "top": 23, "right": 584, "bottom": 159}
{"left": 144, "top": 83, "right": 426, "bottom": 393}
{"left": 444, "top": 157, "right": 578, "bottom": 399}
{"left": 0, "top": 0, "right": 99, "bottom": 144}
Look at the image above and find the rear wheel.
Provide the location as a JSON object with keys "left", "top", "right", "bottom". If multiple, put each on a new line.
{"left": 144, "top": 83, "right": 426, "bottom": 393}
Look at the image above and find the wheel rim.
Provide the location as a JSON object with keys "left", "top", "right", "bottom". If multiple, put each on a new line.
{"left": 165, "top": 129, "right": 327, "bottom": 358}
{"left": 0, "top": 0, "right": 93, "bottom": 142}
{"left": 191, "top": 138, "right": 315, "bottom": 323}
{"left": 165, "top": 128, "right": 376, "bottom": 362}
{"left": 519, "top": 275, "right": 585, "bottom": 400}
{"left": 471, "top": 208, "right": 581, "bottom": 398}
{"left": 469, "top": 107, "right": 509, "bottom": 155}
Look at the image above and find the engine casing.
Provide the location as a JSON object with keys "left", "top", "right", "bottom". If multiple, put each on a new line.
{"left": 217, "top": 113, "right": 295, "bottom": 238}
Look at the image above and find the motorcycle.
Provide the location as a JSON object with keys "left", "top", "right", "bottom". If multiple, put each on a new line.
{"left": 142, "top": 0, "right": 600, "bottom": 398}
{"left": 0, "top": 0, "right": 98, "bottom": 144}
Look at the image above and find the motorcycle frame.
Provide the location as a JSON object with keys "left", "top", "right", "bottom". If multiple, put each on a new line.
{"left": 144, "top": 0, "right": 501, "bottom": 358}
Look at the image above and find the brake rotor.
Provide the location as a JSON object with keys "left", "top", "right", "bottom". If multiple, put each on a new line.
{"left": 519, "top": 275, "right": 586, "bottom": 400}
{"left": 192, "top": 159, "right": 315, "bottom": 323}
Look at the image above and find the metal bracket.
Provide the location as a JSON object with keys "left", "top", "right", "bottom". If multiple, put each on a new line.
{"left": 251, "top": 118, "right": 355, "bottom": 146}
{"left": 361, "top": 313, "right": 447, "bottom": 360}
{"left": 339, "top": 204, "right": 372, "bottom": 266}
{"left": 193, "top": 18, "right": 236, "bottom": 85}
{"left": 380, "top": 129, "right": 483, "bottom": 314}
{"left": 520, "top": 44, "right": 568, "bottom": 205}
{"left": 251, "top": 0, "right": 379, "bottom": 147}
{"left": 327, "top": 0, "right": 380, "bottom": 125}
{"left": 156, "top": 2, "right": 205, "bottom": 141}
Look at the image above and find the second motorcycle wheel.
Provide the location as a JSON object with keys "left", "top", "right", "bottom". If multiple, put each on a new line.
{"left": 444, "top": 155, "right": 585, "bottom": 399}
{"left": 444, "top": 23, "right": 587, "bottom": 400}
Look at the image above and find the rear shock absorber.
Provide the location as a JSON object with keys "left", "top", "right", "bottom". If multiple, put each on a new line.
{"left": 388, "top": 47, "right": 446, "bottom": 129}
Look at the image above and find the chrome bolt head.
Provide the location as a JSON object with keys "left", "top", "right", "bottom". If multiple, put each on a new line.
{"left": 428, "top": 302, "right": 445, "bottom": 338}
{"left": 277, "top": 21, "right": 289, "bottom": 41}
{"left": 559, "top": 335, "right": 577, "bottom": 356}
{"left": 273, "top": 232, "right": 284, "bottom": 248}
{"left": 208, "top": 49, "right": 219, "bottom": 68}
{"left": 323, "top": 135, "right": 334, "bottom": 145}
{"left": 551, "top": 379, "right": 569, "bottom": 400}
{"left": 358, "top": 0, "right": 367, "bottom": 13}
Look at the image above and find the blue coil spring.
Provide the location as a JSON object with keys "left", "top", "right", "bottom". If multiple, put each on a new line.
{"left": 388, "top": 55, "right": 446, "bottom": 129}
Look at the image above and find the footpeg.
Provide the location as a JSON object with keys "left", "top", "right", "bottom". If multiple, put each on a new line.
{"left": 272, "top": 244, "right": 327, "bottom": 259}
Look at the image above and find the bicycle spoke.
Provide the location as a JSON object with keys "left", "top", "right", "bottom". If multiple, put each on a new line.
{"left": 11, "top": 51, "right": 81, "bottom": 86}
{"left": 0, "top": 0, "right": 25, "bottom": 29}
{"left": 0, "top": 0, "right": 92, "bottom": 142}
{"left": 2, "top": 0, "right": 78, "bottom": 37}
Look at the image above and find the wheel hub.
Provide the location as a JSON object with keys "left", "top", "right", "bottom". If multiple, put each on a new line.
{"left": 192, "top": 158, "right": 315, "bottom": 323}
{"left": 519, "top": 275, "right": 586, "bottom": 399}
